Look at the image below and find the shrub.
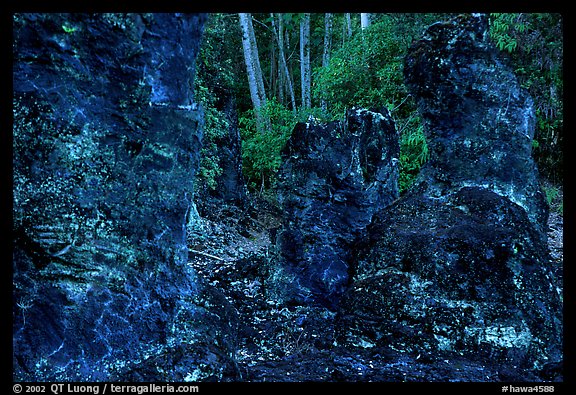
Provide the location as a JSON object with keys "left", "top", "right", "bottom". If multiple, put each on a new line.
{"left": 240, "top": 99, "right": 326, "bottom": 193}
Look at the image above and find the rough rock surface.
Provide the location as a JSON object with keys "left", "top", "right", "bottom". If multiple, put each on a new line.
{"left": 213, "top": 96, "right": 247, "bottom": 204}
{"left": 12, "top": 12, "right": 563, "bottom": 383}
{"left": 336, "top": 13, "right": 562, "bottom": 377}
{"left": 13, "top": 13, "right": 239, "bottom": 381}
{"left": 272, "top": 108, "right": 399, "bottom": 308}
{"left": 185, "top": 197, "right": 563, "bottom": 382}
{"left": 403, "top": 13, "right": 549, "bottom": 234}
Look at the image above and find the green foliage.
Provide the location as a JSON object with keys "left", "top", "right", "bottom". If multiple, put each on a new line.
{"left": 195, "top": 69, "right": 227, "bottom": 192}
{"left": 312, "top": 15, "right": 435, "bottom": 192}
{"left": 194, "top": 14, "right": 241, "bottom": 191}
{"left": 240, "top": 98, "right": 308, "bottom": 191}
{"left": 312, "top": 18, "right": 406, "bottom": 116}
{"left": 489, "top": 13, "right": 523, "bottom": 53}
{"left": 489, "top": 13, "right": 563, "bottom": 183}
{"left": 544, "top": 185, "right": 559, "bottom": 206}
{"left": 240, "top": 97, "right": 330, "bottom": 192}
{"left": 543, "top": 184, "right": 563, "bottom": 214}
{"left": 196, "top": 14, "right": 239, "bottom": 94}
{"left": 399, "top": 120, "right": 429, "bottom": 193}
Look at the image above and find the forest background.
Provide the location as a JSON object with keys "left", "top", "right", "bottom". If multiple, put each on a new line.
{"left": 194, "top": 13, "right": 563, "bottom": 206}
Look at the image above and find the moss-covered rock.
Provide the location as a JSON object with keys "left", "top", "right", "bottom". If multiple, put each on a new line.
{"left": 337, "top": 14, "right": 562, "bottom": 379}
{"left": 272, "top": 108, "right": 399, "bottom": 308}
{"left": 338, "top": 187, "right": 561, "bottom": 369}
{"left": 13, "top": 13, "right": 239, "bottom": 381}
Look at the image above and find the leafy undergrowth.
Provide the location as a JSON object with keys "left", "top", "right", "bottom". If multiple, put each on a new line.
{"left": 187, "top": 193, "right": 563, "bottom": 382}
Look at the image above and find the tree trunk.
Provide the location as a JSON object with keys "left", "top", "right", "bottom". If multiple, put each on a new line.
{"left": 238, "top": 13, "right": 269, "bottom": 132}
{"left": 246, "top": 14, "right": 267, "bottom": 108}
{"left": 239, "top": 13, "right": 261, "bottom": 111}
{"left": 321, "top": 13, "right": 333, "bottom": 112}
{"left": 361, "top": 13, "right": 371, "bottom": 30}
{"left": 322, "top": 13, "right": 333, "bottom": 69}
{"left": 277, "top": 49, "right": 285, "bottom": 105}
{"left": 270, "top": 33, "right": 276, "bottom": 100}
{"left": 345, "top": 13, "right": 352, "bottom": 38}
{"left": 300, "top": 13, "right": 311, "bottom": 109}
{"left": 271, "top": 13, "right": 297, "bottom": 112}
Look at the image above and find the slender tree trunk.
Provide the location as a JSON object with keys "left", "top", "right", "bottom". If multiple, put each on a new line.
{"left": 270, "top": 35, "right": 276, "bottom": 100}
{"left": 238, "top": 13, "right": 269, "bottom": 132}
{"left": 300, "top": 13, "right": 311, "bottom": 109}
{"left": 239, "top": 13, "right": 261, "bottom": 111}
{"left": 271, "top": 13, "right": 297, "bottom": 112}
{"left": 321, "top": 13, "right": 333, "bottom": 112}
{"left": 322, "top": 13, "right": 333, "bottom": 69}
{"left": 278, "top": 50, "right": 285, "bottom": 105}
{"left": 246, "top": 15, "right": 267, "bottom": 108}
{"left": 345, "top": 13, "right": 352, "bottom": 38}
{"left": 361, "top": 13, "right": 371, "bottom": 30}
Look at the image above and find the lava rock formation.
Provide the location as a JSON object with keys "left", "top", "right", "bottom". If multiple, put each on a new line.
{"left": 273, "top": 108, "right": 399, "bottom": 308}
{"left": 13, "top": 13, "right": 239, "bottom": 381}
{"left": 336, "top": 14, "right": 562, "bottom": 375}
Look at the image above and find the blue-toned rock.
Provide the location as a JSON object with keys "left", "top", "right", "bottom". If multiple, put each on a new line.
{"left": 13, "top": 13, "right": 238, "bottom": 381}
{"left": 337, "top": 14, "right": 562, "bottom": 378}
{"left": 273, "top": 108, "right": 399, "bottom": 309}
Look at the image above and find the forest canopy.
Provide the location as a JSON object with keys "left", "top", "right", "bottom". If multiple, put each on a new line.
{"left": 194, "top": 13, "right": 563, "bottom": 195}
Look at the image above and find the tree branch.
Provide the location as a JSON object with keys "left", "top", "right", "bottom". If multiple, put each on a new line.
{"left": 189, "top": 249, "right": 229, "bottom": 262}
